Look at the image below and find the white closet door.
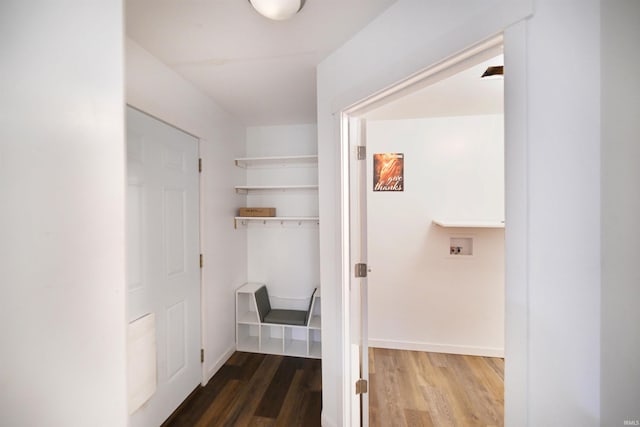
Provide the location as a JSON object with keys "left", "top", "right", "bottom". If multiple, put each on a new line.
{"left": 127, "top": 106, "right": 201, "bottom": 427}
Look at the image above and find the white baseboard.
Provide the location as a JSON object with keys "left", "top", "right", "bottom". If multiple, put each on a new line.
{"left": 321, "top": 410, "right": 337, "bottom": 427}
{"left": 368, "top": 339, "right": 504, "bottom": 358}
{"left": 203, "top": 344, "right": 235, "bottom": 385}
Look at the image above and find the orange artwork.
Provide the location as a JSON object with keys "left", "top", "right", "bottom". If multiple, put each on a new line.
{"left": 373, "top": 153, "right": 404, "bottom": 191}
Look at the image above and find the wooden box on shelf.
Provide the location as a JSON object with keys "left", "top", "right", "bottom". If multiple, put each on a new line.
{"left": 238, "top": 207, "right": 276, "bottom": 217}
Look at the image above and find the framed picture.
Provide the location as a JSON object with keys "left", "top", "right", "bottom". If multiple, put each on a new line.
{"left": 373, "top": 153, "right": 404, "bottom": 191}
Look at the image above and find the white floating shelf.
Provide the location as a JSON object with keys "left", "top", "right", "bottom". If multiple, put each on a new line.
{"left": 432, "top": 219, "right": 505, "bottom": 228}
{"left": 234, "top": 216, "right": 319, "bottom": 228}
{"left": 235, "top": 185, "right": 318, "bottom": 194}
{"left": 234, "top": 155, "right": 318, "bottom": 168}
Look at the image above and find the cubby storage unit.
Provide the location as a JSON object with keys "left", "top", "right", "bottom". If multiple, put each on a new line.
{"left": 235, "top": 283, "right": 321, "bottom": 359}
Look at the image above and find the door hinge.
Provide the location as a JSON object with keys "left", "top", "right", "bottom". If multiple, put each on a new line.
{"left": 200, "top": 349, "right": 204, "bottom": 363}
{"left": 357, "top": 145, "right": 366, "bottom": 160}
{"left": 355, "top": 379, "right": 368, "bottom": 395}
{"left": 199, "top": 254, "right": 203, "bottom": 268}
{"left": 355, "top": 263, "right": 367, "bottom": 278}
{"left": 198, "top": 158, "right": 202, "bottom": 173}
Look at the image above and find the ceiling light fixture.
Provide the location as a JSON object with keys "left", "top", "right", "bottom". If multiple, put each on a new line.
{"left": 249, "top": 0, "right": 306, "bottom": 21}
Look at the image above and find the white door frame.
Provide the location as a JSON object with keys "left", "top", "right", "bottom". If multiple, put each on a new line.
{"left": 341, "top": 115, "right": 370, "bottom": 427}
{"left": 339, "top": 27, "right": 529, "bottom": 425}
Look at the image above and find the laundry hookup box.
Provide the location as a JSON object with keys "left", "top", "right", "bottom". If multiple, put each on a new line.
{"left": 238, "top": 207, "right": 276, "bottom": 217}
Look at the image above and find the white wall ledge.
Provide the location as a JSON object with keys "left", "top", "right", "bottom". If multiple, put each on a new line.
{"left": 432, "top": 219, "right": 505, "bottom": 228}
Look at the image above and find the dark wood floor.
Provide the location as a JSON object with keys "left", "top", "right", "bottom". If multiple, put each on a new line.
{"left": 162, "top": 349, "right": 503, "bottom": 427}
{"left": 369, "top": 348, "right": 504, "bottom": 427}
{"left": 161, "top": 352, "right": 322, "bottom": 427}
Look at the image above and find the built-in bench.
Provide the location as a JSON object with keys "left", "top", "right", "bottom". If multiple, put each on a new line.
{"left": 235, "top": 283, "right": 322, "bottom": 358}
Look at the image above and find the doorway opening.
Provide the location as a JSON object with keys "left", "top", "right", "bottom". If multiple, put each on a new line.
{"left": 342, "top": 35, "right": 508, "bottom": 426}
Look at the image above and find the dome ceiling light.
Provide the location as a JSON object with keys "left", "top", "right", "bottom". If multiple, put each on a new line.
{"left": 249, "top": 0, "right": 306, "bottom": 21}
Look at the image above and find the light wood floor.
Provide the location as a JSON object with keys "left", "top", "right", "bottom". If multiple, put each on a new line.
{"left": 369, "top": 348, "right": 504, "bottom": 427}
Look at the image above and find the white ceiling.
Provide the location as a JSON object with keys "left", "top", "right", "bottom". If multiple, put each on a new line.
{"left": 364, "top": 55, "right": 504, "bottom": 121}
{"left": 126, "top": 0, "right": 398, "bottom": 126}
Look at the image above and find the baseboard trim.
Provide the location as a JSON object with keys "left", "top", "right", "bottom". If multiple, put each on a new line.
{"left": 204, "top": 345, "right": 235, "bottom": 385}
{"left": 368, "top": 339, "right": 504, "bottom": 358}
{"left": 321, "top": 410, "right": 337, "bottom": 427}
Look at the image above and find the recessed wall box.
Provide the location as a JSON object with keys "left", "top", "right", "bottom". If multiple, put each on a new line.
{"left": 449, "top": 237, "right": 473, "bottom": 256}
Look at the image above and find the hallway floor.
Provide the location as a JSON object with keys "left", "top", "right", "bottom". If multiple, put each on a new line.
{"left": 161, "top": 352, "right": 321, "bottom": 427}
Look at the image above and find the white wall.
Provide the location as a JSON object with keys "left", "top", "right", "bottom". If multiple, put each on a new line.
{"left": 245, "top": 125, "right": 319, "bottom": 303}
{"left": 601, "top": 1, "right": 640, "bottom": 425}
{"left": 318, "top": 2, "right": 533, "bottom": 425}
{"left": 524, "top": 2, "right": 601, "bottom": 424}
{"left": 0, "top": 2, "right": 127, "bottom": 426}
{"left": 366, "top": 115, "right": 504, "bottom": 357}
{"left": 317, "top": 0, "right": 605, "bottom": 426}
{"left": 126, "top": 39, "right": 248, "bottom": 381}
